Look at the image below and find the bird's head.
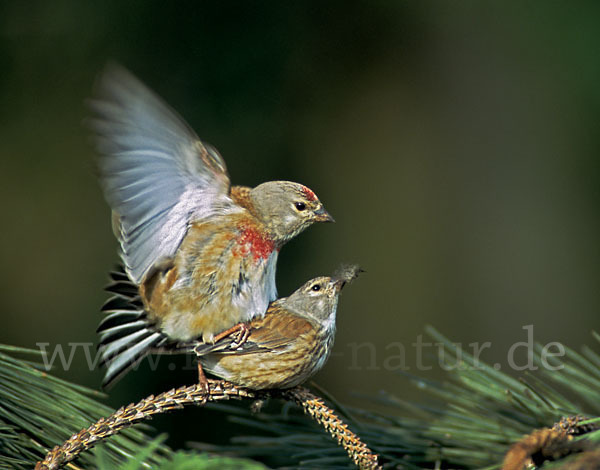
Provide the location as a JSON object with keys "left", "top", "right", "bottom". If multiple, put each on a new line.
{"left": 250, "top": 181, "right": 333, "bottom": 243}
{"left": 282, "top": 265, "right": 362, "bottom": 332}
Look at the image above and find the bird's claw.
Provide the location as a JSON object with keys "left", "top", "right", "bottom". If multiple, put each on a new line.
{"left": 213, "top": 322, "right": 251, "bottom": 350}
{"left": 229, "top": 324, "right": 250, "bottom": 350}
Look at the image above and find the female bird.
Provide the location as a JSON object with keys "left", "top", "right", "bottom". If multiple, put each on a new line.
{"left": 91, "top": 65, "right": 333, "bottom": 387}
{"left": 193, "top": 265, "right": 361, "bottom": 389}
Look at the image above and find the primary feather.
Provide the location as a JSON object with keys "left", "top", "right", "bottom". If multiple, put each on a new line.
{"left": 89, "top": 64, "right": 239, "bottom": 284}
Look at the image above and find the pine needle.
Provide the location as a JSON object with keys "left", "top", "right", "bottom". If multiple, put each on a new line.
{"left": 0, "top": 345, "right": 167, "bottom": 469}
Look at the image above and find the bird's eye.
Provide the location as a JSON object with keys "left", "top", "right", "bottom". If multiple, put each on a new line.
{"left": 294, "top": 202, "right": 307, "bottom": 211}
{"left": 311, "top": 284, "right": 321, "bottom": 291}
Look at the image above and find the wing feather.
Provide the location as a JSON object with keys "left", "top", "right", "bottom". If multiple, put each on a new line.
{"left": 89, "top": 64, "right": 238, "bottom": 284}
{"left": 192, "top": 304, "right": 314, "bottom": 357}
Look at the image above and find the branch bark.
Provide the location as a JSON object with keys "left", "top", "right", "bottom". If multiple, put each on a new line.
{"left": 35, "top": 380, "right": 380, "bottom": 470}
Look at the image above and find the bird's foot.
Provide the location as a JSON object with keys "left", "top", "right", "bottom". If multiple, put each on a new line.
{"left": 214, "top": 322, "right": 251, "bottom": 350}
{"left": 196, "top": 362, "right": 209, "bottom": 398}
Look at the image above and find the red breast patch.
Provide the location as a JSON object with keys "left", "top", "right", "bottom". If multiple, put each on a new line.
{"left": 236, "top": 225, "right": 275, "bottom": 261}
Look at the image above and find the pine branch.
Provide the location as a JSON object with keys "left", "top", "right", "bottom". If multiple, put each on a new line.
{"left": 10, "top": 326, "right": 600, "bottom": 469}
{"left": 281, "top": 388, "right": 380, "bottom": 470}
{"left": 0, "top": 344, "right": 169, "bottom": 469}
{"left": 35, "top": 381, "right": 380, "bottom": 470}
{"left": 193, "top": 328, "right": 600, "bottom": 469}
{"left": 502, "top": 416, "right": 600, "bottom": 470}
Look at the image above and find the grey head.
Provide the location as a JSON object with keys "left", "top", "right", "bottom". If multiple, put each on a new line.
{"left": 279, "top": 264, "right": 362, "bottom": 332}
{"left": 249, "top": 181, "right": 334, "bottom": 244}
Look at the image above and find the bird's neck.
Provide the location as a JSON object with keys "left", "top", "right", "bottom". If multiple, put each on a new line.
{"left": 231, "top": 185, "right": 287, "bottom": 246}
{"left": 230, "top": 185, "right": 253, "bottom": 210}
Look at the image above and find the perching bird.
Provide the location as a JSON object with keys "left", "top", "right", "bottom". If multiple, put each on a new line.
{"left": 90, "top": 64, "right": 333, "bottom": 388}
{"left": 98, "top": 265, "right": 360, "bottom": 390}
{"left": 192, "top": 264, "right": 362, "bottom": 389}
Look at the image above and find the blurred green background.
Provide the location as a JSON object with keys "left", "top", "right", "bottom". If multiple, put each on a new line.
{"left": 2, "top": 0, "right": 600, "bottom": 452}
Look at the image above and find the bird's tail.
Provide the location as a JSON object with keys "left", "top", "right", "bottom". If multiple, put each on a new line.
{"left": 97, "top": 268, "right": 169, "bottom": 388}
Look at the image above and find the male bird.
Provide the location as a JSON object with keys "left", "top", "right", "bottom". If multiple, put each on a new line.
{"left": 90, "top": 65, "right": 333, "bottom": 388}
{"left": 192, "top": 265, "right": 361, "bottom": 389}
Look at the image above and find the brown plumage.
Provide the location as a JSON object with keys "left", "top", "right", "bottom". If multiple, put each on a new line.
{"left": 91, "top": 65, "right": 333, "bottom": 388}
{"left": 192, "top": 266, "right": 362, "bottom": 389}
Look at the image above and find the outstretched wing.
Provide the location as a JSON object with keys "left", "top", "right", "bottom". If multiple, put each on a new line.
{"left": 89, "top": 64, "right": 238, "bottom": 284}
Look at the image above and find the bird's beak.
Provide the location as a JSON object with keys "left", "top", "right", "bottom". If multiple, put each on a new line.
{"left": 314, "top": 206, "right": 335, "bottom": 223}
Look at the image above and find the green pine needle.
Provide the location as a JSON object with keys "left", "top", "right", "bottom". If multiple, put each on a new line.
{"left": 2, "top": 327, "right": 600, "bottom": 469}
{"left": 190, "top": 327, "right": 600, "bottom": 469}
{"left": 0, "top": 344, "right": 262, "bottom": 470}
{"left": 0, "top": 344, "right": 169, "bottom": 469}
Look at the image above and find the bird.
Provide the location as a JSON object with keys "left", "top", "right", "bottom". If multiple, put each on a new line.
{"left": 99, "top": 264, "right": 360, "bottom": 390}
{"left": 192, "top": 264, "right": 362, "bottom": 389}
{"left": 90, "top": 64, "right": 334, "bottom": 388}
